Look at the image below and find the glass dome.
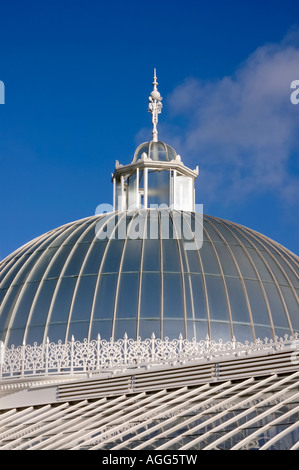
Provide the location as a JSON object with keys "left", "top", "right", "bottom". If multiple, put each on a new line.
{"left": 133, "top": 141, "right": 177, "bottom": 163}
{"left": 0, "top": 209, "right": 298, "bottom": 347}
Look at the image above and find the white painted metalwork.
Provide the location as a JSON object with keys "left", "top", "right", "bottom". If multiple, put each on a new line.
{"left": 0, "top": 332, "right": 298, "bottom": 380}
{"left": 0, "top": 369, "right": 298, "bottom": 450}
{"left": 148, "top": 69, "right": 162, "bottom": 142}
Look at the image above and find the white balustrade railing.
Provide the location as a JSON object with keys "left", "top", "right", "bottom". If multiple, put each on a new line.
{"left": 0, "top": 332, "right": 298, "bottom": 380}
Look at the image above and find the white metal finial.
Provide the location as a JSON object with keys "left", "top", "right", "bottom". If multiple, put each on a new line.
{"left": 148, "top": 68, "right": 163, "bottom": 142}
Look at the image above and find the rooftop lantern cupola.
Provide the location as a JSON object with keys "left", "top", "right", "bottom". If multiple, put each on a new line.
{"left": 112, "top": 70, "right": 199, "bottom": 212}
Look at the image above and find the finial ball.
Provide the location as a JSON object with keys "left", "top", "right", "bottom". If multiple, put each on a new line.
{"left": 151, "top": 90, "right": 161, "bottom": 101}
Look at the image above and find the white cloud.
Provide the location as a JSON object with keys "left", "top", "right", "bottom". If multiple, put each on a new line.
{"left": 166, "top": 32, "right": 299, "bottom": 206}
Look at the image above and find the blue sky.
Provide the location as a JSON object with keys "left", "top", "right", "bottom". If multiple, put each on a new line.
{"left": 0, "top": 0, "right": 299, "bottom": 260}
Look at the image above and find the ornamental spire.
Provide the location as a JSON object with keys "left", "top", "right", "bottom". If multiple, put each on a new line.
{"left": 148, "top": 68, "right": 163, "bottom": 142}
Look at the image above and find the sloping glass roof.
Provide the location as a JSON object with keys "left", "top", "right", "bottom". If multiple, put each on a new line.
{"left": 0, "top": 209, "right": 298, "bottom": 347}
{"left": 0, "top": 370, "right": 298, "bottom": 450}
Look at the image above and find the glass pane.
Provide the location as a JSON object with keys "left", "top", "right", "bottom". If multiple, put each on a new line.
{"left": 262, "top": 252, "right": 288, "bottom": 285}
{"left": 93, "top": 274, "right": 118, "bottom": 321}
{"left": 0, "top": 284, "right": 23, "bottom": 337}
{"left": 48, "top": 277, "right": 77, "bottom": 325}
{"left": 229, "top": 244, "right": 258, "bottom": 279}
{"left": 10, "top": 282, "right": 39, "bottom": 330}
{"left": 205, "top": 276, "right": 230, "bottom": 323}
{"left": 82, "top": 241, "right": 107, "bottom": 274}
{"left": 45, "top": 245, "right": 74, "bottom": 279}
{"left": 25, "top": 326, "right": 46, "bottom": 345}
{"left": 214, "top": 243, "right": 239, "bottom": 277}
{"left": 139, "top": 320, "right": 161, "bottom": 339}
{"left": 162, "top": 239, "right": 181, "bottom": 272}
{"left": 147, "top": 170, "right": 169, "bottom": 206}
{"left": 115, "top": 273, "right": 139, "bottom": 319}
{"left": 185, "top": 249, "right": 202, "bottom": 273}
{"left": 29, "top": 279, "right": 58, "bottom": 328}
{"left": 69, "top": 275, "right": 97, "bottom": 323}
{"left": 28, "top": 247, "right": 59, "bottom": 281}
{"left": 61, "top": 222, "right": 91, "bottom": 245}
{"left": 210, "top": 219, "right": 239, "bottom": 244}
{"left": 114, "top": 319, "right": 137, "bottom": 339}
{"left": 46, "top": 323, "right": 68, "bottom": 343}
{"left": 271, "top": 255, "right": 299, "bottom": 286}
{"left": 127, "top": 211, "right": 146, "bottom": 240}
{"left": 12, "top": 250, "right": 46, "bottom": 286}
{"left": 204, "top": 220, "right": 224, "bottom": 243}
{"left": 163, "top": 273, "right": 184, "bottom": 319}
{"left": 142, "top": 239, "right": 161, "bottom": 271}
{"left": 209, "top": 321, "right": 231, "bottom": 342}
{"left": 232, "top": 323, "right": 254, "bottom": 343}
{"left": 121, "top": 239, "right": 142, "bottom": 272}
{"left": 263, "top": 282, "right": 290, "bottom": 331}
{"left": 280, "top": 286, "right": 299, "bottom": 331}
{"left": 163, "top": 319, "right": 185, "bottom": 339}
{"left": 0, "top": 288, "right": 8, "bottom": 307}
{"left": 7, "top": 328, "right": 26, "bottom": 348}
{"left": 90, "top": 319, "right": 113, "bottom": 341}
{"left": 67, "top": 321, "right": 89, "bottom": 342}
{"left": 101, "top": 240, "right": 124, "bottom": 273}
{"left": 246, "top": 248, "right": 273, "bottom": 282}
{"left": 63, "top": 243, "right": 90, "bottom": 276}
{"left": 140, "top": 273, "right": 161, "bottom": 318}
{"left": 189, "top": 320, "right": 209, "bottom": 341}
{"left": 200, "top": 242, "right": 221, "bottom": 275}
{"left": 190, "top": 274, "right": 207, "bottom": 321}
{"left": 225, "top": 277, "right": 251, "bottom": 325}
{"left": 245, "top": 279, "right": 273, "bottom": 339}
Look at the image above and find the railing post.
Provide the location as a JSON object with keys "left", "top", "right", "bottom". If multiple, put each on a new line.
{"left": 123, "top": 333, "right": 128, "bottom": 367}
{"left": 151, "top": 333, "right": 155, "bottom": 363}
{"left": 97, "top": 334, "right": 101, "bottom": 370}
{"left": 45, "top": 337, "right": 49, "bottom": 376}
{"left": 70, "top": 336, "right": 75, "bottom": 374}
{"left": 178, "top": 333, "right": 183, "bottom": 360}
{"left": 21, "top": 341, "right": 26, "bottom": 378}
